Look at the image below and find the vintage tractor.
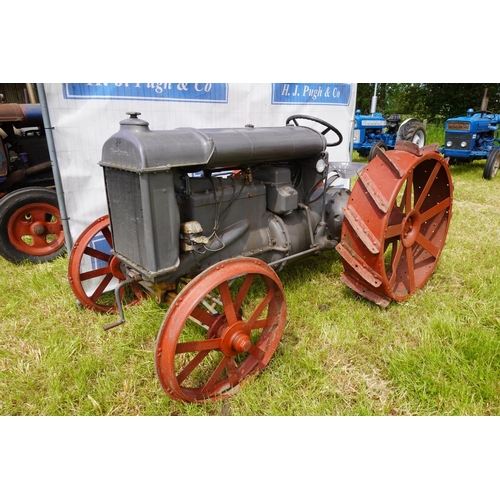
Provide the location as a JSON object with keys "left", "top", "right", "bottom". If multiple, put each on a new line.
{"left": 0, "top": 100, "right": 65, "bottom": 263}
{"left": 68, "top": 112, "right": 453, "bottom": 403}
{"left": 440, "top": 89, "right": 500, "bottom": 180}
{"left": 353, "top": 111, "right": 427, "bottom": 161}
{"left": 353, "top": 84, "right": 426, "bottom": 160}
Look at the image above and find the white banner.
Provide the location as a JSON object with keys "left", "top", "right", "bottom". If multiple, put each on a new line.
{"left": 43, "top": 83, "right": 357, "bottom": 245}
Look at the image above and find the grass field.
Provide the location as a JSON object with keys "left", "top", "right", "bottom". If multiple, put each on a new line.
{"left": 1, "top": 124, "right": 499, "bottom": 416}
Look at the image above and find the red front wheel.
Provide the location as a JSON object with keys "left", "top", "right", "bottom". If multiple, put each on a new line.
{"left": 155, "top": 258, "right": 287, "bottom": 403}
{"left": 68, "top": 215, "right": 147, "bottom": 312}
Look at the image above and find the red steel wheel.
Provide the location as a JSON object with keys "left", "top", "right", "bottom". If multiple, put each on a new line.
{"left": 337, "top": 142, "right": 453, "bottom": 306}
{"left": 68, "top": 215, "right": 147, "bottom": 312}
{"left": 0, "top": 187, "right": 65, "bottom": 264}
{"left": 155, "top": 257, "right": 286, "bottom": 403}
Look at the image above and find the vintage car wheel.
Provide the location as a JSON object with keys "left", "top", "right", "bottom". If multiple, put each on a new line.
{"left": 0, "top": 187, "right": 65, "bottom": 264}
{"left": 483, "top": 149, "right": 500, "bottom": 180}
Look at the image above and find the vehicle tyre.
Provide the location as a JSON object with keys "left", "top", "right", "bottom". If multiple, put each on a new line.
{"left": 398, "top": 118, "right": 426, "bottom": 146}
{"left": 483, "top": 148, "right": 500, "bottom": 180}
{"left": 368, "top": 141, "right": 387, "bottom": 162}
{"left": 0, "top": 187, "right": 66, "bottom": 264}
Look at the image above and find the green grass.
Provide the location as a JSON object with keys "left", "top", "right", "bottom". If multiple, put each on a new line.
{"left": 1, "top": 126, "right": 499, "bottom": 415}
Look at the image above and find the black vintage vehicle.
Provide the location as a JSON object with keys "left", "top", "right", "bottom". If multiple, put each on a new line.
{"left": 0, "top": 99, "right": 65, "bottom": 263}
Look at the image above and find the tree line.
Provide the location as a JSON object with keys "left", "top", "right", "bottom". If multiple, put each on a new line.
{"left": 355, "top": 84, "right": 500, "bottom": 123}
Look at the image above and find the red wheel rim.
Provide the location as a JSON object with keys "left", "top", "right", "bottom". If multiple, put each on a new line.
{"left": 337, "top": 143, "right": 453, "bottom": 306}
{"left": 68, "top": 215, "right": 147, "bottom": 312}
{"left": 155, "top": 258, "right": 286, "bottom": 403}
{"left": 7, "top": 202, "right": 64, "bottom": 256}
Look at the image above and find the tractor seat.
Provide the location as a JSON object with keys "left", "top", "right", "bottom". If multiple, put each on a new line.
{"left": 386, "top": 114, "right": 401, "bottom": 126}
{"left": 386, "top": 114, "right": 401, "bottom": 131}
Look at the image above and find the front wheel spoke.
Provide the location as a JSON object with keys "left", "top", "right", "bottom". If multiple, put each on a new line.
{"left": 226, "top": 358, "right": 240, "bottom": 387}
{"left": 90, "top": 273, "right": 113, "bottom": 301}
{"left": 416, "top": 233, "right": 439, "bottom": 258}
{"left": 101, "top": 226, "right": 113, "bottom": 247}
{"left": 247, "top": 289, "right": 275, "bottom": 328}
{"left": 177, "top": 350, "right": 211, "bottom": 385}
{"left": 250, "top": 315, "right": 279, "bottom": 331}
{"left": 218, "top": 281, "right": 238, "bottom": 325}
{"left": 189, "top": 305, "right": 217, "bottom": 329}
{"left": 83, "top": 246, "right": 111, "bottom": 262}
{"left": 420, "top": 197, "right": 451, "bottom": 222}
{"left": 175, "top": 338, "right": 221, "bottom": 354}
{"left": 233, "top": 274, "right": 255, "bottom": 311}
{"left": 201, "top": 356, "right": 229, "bottom": 394}
{"left": 80, "top": 266, "right": 112, "bottom": 281}
{"left": 414, "top": 162, "right": 441, "bottom": 211}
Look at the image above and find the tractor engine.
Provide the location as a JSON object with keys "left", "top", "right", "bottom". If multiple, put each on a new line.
{"left": 99, "top": 113, "right": 352, "bottom": 298}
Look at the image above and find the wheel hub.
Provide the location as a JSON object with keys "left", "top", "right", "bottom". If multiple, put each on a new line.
{"left": 401, "top": 209, "right": 421, "bottom": 247}
{"left": 220, "top": 321, "right": 251, "bottom": 356}
{"left": 109, "top": 255, "right": 126, "bottom": 280}
{"left": 33, "top": 225, "right": 46, "bottom": 236}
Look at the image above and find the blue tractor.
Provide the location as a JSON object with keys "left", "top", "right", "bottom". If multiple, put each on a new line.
{"left": 440, "top": 90, "right": 500, "bottom": 180}
{"left": 353, "top": 111, "right": 426, "bottom": 161}
{"left": 352, "top": 85, "right": 426, "bottom": 161}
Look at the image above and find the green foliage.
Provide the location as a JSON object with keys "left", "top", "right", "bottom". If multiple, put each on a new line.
{"left": 356, "top": 83, "right": 500, "bottom": 122}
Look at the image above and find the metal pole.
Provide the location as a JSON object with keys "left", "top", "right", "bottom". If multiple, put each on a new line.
{"left": 370, "top": 83, "right": 378, "bottom": 115}
{"left": 25, "top": 83, "right": 37, "bottom": 104}
{"left": 36, "top": 83, "right": 73, "bottom": 251}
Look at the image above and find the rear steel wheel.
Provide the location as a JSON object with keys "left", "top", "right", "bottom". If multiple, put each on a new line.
{"left": 68, "top": 215, "right": 147, "bottom": 312}
{"left": 155, "top": 257, "right": 286, "bottom": 403}
{"left": 337, "top": 142, "right": 453, "bottom": 306}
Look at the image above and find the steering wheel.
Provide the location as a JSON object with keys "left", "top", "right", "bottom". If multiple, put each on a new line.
{"left": 474, "top": 110, "right": 496, "bottom": 117}
{"left": 286, "top": 114, "right": 343, "bottom": 147}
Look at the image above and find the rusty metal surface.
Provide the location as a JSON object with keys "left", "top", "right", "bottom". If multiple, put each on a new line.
{"left": 337, "top": 143, "right": 453, "bottom": 305}
{"left": 155, "top": 257, "right": 286, "bottom": 403}
{"left": 0, "top": 103, "right": 26, "bottom": 123}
